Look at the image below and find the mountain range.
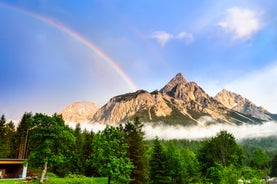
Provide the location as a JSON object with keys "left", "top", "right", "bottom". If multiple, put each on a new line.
{"left": 60, "top": 73, "right": 276, "bottom": 126}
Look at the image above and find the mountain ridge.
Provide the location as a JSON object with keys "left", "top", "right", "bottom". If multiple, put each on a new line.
{"left": 60, "top": 73, "right": 276, "bottom": 125}
{"left": 215, "top": 89, "right": 272, "bottom": 121}
{"left": 59, "top": 101, "right": 100, "bottom": 124}
{"left": 90, "top": 73, "right": 272, "bottom": 125}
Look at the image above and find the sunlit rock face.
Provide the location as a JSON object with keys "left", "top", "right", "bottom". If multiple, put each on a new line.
{"left": 92, "top": 73, "right": 262, "bottom": 125}
{"left": 59, "top": 101, "right": 100, "bottom": 124}
{"left": 93, "top": 90, "right": 173, "bottom": 125}
{"left": 215, "top": 89, "right": 272, "bottom": 121}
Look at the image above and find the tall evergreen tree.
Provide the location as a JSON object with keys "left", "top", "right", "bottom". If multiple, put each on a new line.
{"left": 0, "top": 115, "right": 7, "bottom": 157}
{"left": 165, "top": 141, "right": 184, "bottom": 184}
{"left": 71, "top": 123, "right": 85, "bottom": 174}
{"left": 271, "top": 154, "right": 277, "bottom": 177}
{"left": 82, "top": 129, "right": 96, "bottom": 177}
{"left": 5, "top": 121, "right": 16, "bottom": 158}
{"left": 179, "top": 148, "right": 201, "bottom": 183}
{"left": 0, "top": 114, "right": 6, "bottom": 137}
{"left": 0, "top": 115, "right": 15, "bottom": 157}
{"left": 122, "top": 118, "right": 146, "bottom": 184}
{"left": 13, "top": 113, "right": 33, "bottom": 159}
{"left": 149, "top": 137, "right": 170, "bottom": 184}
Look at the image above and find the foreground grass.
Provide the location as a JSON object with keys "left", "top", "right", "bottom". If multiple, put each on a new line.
{"left": 0, "top": 177, "right": 107, "bottom": 184}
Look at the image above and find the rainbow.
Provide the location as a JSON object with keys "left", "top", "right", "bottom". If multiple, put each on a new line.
{"left": 0, "top": 2, "right": 138, "bottom": 91}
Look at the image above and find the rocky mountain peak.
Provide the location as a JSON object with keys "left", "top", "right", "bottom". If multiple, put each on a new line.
{"left": 215, "top": 89, "right": 240, "bottom": 109}
{"left": 59, "top": 101, "right": 100, "bottom": 124}
{"left": 160, "top": 73, "right": 187, "bottom": 94}
{"left": 215, "top": 89, "right": 271, "bottom": 121}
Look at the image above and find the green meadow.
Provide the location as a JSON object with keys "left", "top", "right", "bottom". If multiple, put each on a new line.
{"left": 0, "top": 177, "right": 107, "bottom": 184}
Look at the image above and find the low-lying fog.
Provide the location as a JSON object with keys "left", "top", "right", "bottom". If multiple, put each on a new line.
{"left": 68, "top": 119, "right": 277, "bottom": 140}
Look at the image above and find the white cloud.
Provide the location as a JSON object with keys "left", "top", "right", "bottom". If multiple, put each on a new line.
{"left": 218, "top": 7, "right": 262, "bottom": 40}
{"left": 176, "top": 32, "right": 194, "bottom": 44}
{"left": 226, "top": 62, "right": 277, "bottom": 113}
{"left": 151, "top": 31, "right": 173, "bottom": 46}
{"left": 151, "top": 31, "right": 194, "bottom": 46}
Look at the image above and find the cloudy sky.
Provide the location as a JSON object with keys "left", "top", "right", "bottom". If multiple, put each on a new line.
{"left": 1, "top": 0, "right": 277, "bottom": 120}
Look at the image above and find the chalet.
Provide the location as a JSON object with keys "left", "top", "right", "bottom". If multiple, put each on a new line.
{"left": 0, "top": 159, "right": 27, "bottom": 179}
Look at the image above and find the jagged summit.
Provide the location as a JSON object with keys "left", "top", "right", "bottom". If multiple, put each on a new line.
{"left": 160, "top": 73, "right": 187, "bottom": 95}
{"left": 215, "top": 89, "right": 271, "bottom": 121}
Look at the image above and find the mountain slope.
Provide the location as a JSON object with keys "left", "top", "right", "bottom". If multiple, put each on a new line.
{"left": 92, "top": 73, "right": 263, "bottom": 125}
{"left": 215, "top": 89, "right": 273, "bottom": 121}
{"left": 60, "top": 101, "right": 100, "bottom": 124}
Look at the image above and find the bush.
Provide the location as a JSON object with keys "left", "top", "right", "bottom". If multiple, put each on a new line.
{"left": 65, "top": 174, "right": 95, "bottom": 184}
{"left": 251, "top": 178, "right": 261, "bottom": 184}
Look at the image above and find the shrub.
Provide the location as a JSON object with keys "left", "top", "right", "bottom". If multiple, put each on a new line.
{"left": 65, "top": 174, "right": 95, "bottom": 184}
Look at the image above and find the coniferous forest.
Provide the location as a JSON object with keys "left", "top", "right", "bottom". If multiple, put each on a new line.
{"left": 0, "top": 113, "right": 277, "bottom": 184}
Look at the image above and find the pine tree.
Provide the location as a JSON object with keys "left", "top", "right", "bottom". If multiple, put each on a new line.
{"left": 165, "top": 141, "right": 184, "bottom": 184}
{"left": 5, "top": 121, "right": 16, "bottom": 157}
{"left": 82, "top": 129, "right": 96, "bottom": 176}
{"left": 149, "top": 137, "right": 170, "bottom": 184}
{"left": 14, "top": 113, "right": 33, "bottom": 159}
{"left": 0, "top": 115, "right": 16, "bottom": 157}
{"left": 72, "top": 123, "right": 85, "bottom": 174}
{"left": 271, "top": 154, "right": 277, "bottom": 177}
{"left": 0, "top": 114, "right": 6, "bottom": 137}
{"left": 122, "top": 117, "right": 146, "bottom": 184}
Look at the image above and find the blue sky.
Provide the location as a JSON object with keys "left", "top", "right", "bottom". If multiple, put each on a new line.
{"left": 1, "top": 0, "right": 277, "bottom": 120}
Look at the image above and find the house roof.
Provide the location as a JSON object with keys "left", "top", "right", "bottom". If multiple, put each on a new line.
{"left": 0, "top": 159, "right": 25, "bottom": 164}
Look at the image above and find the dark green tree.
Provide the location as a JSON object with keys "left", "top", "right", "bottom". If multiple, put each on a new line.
{"left": 165, "top": 141, "right": 184, "bottom": 184}
{"left": 0, "top": 114, "right": 7, "bottom": 157}
{"left": 13, "top": 113, "right": 33, "bottom": 159}
{"left": 271, "top": 154, "right": 277, "bottom": 177}
{"left": 121, "top": 118, "right": 146, "bottom": 184}
{"left": 5, "top": 121, "right": 16, "bottom": 157}
{"left": 0, "top": 114, "right": 5, "bottom": 135}
{"left": 71, "top": 123, "right": 85, "bottom": 174}
{"left": 0, "top": 115, "right": 16, "bottom": 158}
{"left": 82, "top": 129, "right": 96, "bottom": 177}
{"left": 149, "top": 137, "right": 170, "bottom": 184}
{"left": 28, "top": 113, "right": 75, "bottom": 183}
{"left": 251, "top": 148, "right": 270, "bottom": 179}
{"left": 179, "top": 148, "right": 201, "bottom": 183}
{"left": 91, "top": 126, "right": 133, "bottom": 184}
{"left": 197, "top": 130, "right": 244, "bottom": 182}
{"left": 251, "top": 148, "right": 270, "bottom": 169}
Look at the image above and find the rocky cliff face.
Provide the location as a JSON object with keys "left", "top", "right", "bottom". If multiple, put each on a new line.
{"left": 215, "top": 89, "right": 272, "bottom": 121}
{"left": 93, "top": 90, "right": 173, "bottom": 125}
{"left": 92, "top": 73, "right": 260, "bottom": 125}
{"left": 60, "top": 101, "right": 100, "bottom": 124}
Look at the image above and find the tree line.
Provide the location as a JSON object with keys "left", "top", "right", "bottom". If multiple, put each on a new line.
{"left": 0, "top": 113, "right": 277, "bottom": 183}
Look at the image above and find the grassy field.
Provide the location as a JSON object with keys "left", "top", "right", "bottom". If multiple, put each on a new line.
{"left": 0, "top": 177, "right": 108, "bottom": 184}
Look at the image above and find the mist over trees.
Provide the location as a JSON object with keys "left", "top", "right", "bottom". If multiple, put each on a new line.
{"left": 0, "top": 113, "right": 277, "bottom": 183}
